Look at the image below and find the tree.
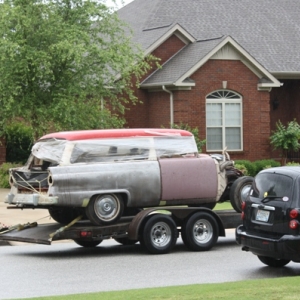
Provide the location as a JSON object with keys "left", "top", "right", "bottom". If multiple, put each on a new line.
{"left": 270, "top": 119, "right": 300, "bottom": 165}
{"left": 0, "top": 0, "right": 152, "bottom": 140}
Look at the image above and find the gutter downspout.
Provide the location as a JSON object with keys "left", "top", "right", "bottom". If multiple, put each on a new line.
{"left": 162, "top": 85, "right": 174, "bottom": 127}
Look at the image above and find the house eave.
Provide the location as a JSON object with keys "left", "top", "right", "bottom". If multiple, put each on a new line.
{"left": 271, "top": 72, "right": 300, "bottom": 80}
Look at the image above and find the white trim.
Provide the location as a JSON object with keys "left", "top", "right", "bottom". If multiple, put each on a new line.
{"left": 271, "top": 72, "right": 300, "bottom": 79}
{"left": 206, "top": 90, "right": 243, "bottom": 152}
{"left": 174, "top": 36, "right": 281, "bottom": 89}
{"left": 144, "top": 24, "right": 196, "bottom": 56}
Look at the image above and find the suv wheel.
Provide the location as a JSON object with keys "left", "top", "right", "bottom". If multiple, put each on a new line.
{"left": 257, "top": 255, "right": 290, "bottom": 267}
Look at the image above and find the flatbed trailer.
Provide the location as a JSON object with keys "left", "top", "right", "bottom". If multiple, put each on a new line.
{"left": 0, "top": 208, "right": 242, "bottom": 254}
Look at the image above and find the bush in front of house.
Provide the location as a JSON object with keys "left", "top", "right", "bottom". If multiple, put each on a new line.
{"left": 235, "top": 159, "right": 281, "bottom": 177}
{"left": 235, "top": 160, "right": 257, "bottom": 176}
{"left": 253, "top": 159, "right": 281, "bottom": 173}
{"left": 0, "top": 163, "right": 22, "bottom": 188}
{"left": 5, "top": 122, "right": 34, "bottom": 164}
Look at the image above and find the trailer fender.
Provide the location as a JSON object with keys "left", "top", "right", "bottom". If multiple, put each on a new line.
{"left": 128, "top": 207, "right": 226, "bottom": 241}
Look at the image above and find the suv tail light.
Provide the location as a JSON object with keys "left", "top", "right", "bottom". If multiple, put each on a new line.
{"left": 289, "top": 209, "right": 300, "bottom": 230}
{"left": 289, "top": 209, "right": 299, "bottom": 219}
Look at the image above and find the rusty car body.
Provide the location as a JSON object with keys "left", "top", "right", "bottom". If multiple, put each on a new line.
{"left": 5, "top": 128, "right": 247, "bottom": 225}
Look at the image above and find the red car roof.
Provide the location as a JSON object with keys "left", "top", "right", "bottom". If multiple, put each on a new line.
{"left": 39, "top": 128, "right": 193, "bottom": 141}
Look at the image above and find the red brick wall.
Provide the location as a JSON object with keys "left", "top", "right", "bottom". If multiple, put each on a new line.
{"left": 0, "top": 137, "right": 6, "bottom": 164}
{"left": 125, "top": 34, "right": 186, "bottom": 127}
{"left": 270, "top": 79, "right": 300, "bottom": 161}
{"left": 126, "top": 59, "right": 274, "bottom": 161}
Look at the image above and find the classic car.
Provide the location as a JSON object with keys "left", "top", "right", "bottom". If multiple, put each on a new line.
{"left": 6, "top": 128, "right": 250, "bottom": 225}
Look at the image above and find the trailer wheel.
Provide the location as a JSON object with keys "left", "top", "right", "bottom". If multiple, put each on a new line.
{"left": 257, "top": 255, "right": 290, "bottom": 267}
{"left": 229, "top": 176, "right": 253, "bottom": 213}
{"left": 86, "top": 194, "right": 124, "bottom": 225}
{"left": 49, "top": 207, "right": 82, "bottom": 225}
{"left": 74, "top": 239, "right": 102, "bottom": 248}
{"left": 114, "top": 237, "right": 138, "bottom": 245}
{"left": 181, "top": 212, "right": 219, "bottom": 251}
{"left": 140, "top": 214, "right": 177, "bottom": 254}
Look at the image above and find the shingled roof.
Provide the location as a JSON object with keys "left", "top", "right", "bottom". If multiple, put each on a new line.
{"left": 118, "top": 0, "right": 300, "bottom": 79}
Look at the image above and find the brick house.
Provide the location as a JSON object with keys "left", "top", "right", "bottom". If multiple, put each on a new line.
{"left": 118, "top": 0, "right": 300, "bottom": 161}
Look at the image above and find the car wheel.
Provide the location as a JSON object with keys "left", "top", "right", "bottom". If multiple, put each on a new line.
{"left": 86, "top": 194, "right": 124, "bottom": 225}
{"left": 229, "top": 176, "right": 254, "bottom": 212}
{"left": 257, "top": 255, "right": 290, "bottom": 267}
{"left": 74, "top": 239, "right": 103, "bottom": 248}
{"left": 140, "top": 214, "right": 177, "bottom": 254}
{"left": 48, "top": 207, "right": 83, "bottom": 225}
{"left": 181, "top": 212, "right": 219, "bottom": 251}
{"left": 114, "top": 237, "right": 138, "bottom": 245}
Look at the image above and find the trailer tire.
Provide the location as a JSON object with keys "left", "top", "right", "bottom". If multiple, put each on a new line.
{"left": 49, "top": 207, "right": 83, "bottom": 225}
{"left": 182, "top": 212, "right": 219, "bottom": 251}
{"left": 86, "top": 194, "right": 124, "bottom": 225}
{"left": 74, "top": 239, "right": 103, "bottom": 248}
{"left": 257, "top": 255, "right": 290, "bottom": 268}
{"left": 230, "top": 176, "right": 253, "bottom": 212}
{"left": 140, "top": 214, "right": 177, "bottom": 254}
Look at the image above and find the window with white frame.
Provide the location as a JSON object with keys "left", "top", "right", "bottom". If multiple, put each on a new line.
{"left": 206, "top": 90, "right": 242, "bottom": 151}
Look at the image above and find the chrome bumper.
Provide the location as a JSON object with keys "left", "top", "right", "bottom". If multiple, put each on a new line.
{"left": 5, "top": 191, "right": 58, "bottom": 206}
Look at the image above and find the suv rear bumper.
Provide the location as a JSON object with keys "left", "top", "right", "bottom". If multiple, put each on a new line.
{"left": 236, "top": 225, "right": 300, "bottom": 262}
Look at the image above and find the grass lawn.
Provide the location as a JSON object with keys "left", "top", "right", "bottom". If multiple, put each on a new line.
{"left": 18, "top": 277, "right": 300, "bottom": 300}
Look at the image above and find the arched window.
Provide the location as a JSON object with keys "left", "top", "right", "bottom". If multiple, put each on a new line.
{"left": 206, "top": 90, "right": 242, "bottom": 151}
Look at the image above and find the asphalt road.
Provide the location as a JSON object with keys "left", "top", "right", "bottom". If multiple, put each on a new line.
{"left": 1, "top": 232, "right": 300, "bottom": 300}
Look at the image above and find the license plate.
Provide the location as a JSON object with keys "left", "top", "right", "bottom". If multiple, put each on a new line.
{"left": 256, "top": 209, "right": 270, "bottom": 222}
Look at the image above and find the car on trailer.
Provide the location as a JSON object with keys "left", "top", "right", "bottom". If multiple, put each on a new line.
{"left": 5, "top": 128, "right": 252, "bottom": 227}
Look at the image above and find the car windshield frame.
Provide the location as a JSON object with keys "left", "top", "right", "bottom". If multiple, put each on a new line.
{"left": 29, "top": 135, "right": 198, "bottom": 165}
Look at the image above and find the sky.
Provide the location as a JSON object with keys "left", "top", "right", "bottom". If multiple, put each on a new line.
{"left": 105, "top": 0, "right": 134, "bottom": 10}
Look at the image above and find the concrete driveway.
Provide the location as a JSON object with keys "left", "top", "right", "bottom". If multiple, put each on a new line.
{"left": 0, "top": 188, "right": 52, "bottom": 227}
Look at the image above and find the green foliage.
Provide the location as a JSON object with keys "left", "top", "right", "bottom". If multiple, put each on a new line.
{"left": 5, "top": 122, "right": 34, "bottom": 163}
{"left": 235, "top": 160, "right": 256, "bottom": 176}
{"left": 253, "top": 159, "right": 281, "bottom": 173}
{"left": 270, "top": 119, "right": 300, "bottom": 165}
{"left": 0, "top": 0, "right": 154, "bottom": 139}
{"left": 172, "top": 123, "right": 206, "bottom": 152}
{"left": 286, "top": 161, "right": 300, "bottom": 166}
{"left": 234, "top": 164, "right": 248, "bottom": 175}
{"left": 0, "top": 162, "right": 21, "bottom": 188}
{"left": 235, "top": 159, "right": 281, "bottom": 176}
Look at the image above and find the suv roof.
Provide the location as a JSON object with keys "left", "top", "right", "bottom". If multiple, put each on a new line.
{"left": 260, "top": 166, "right": 300, "bottom": 178}
{"left": 39, "top": 128, "right": 193, "bottom": 141}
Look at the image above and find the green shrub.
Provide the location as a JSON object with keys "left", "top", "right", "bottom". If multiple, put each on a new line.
{"left": 235, "top": 160, "right": 256, "bottom": 176}
{"left": 253, "top": 159, "right": 281, "bottom": 173}
{"left": 234, "top": 164, "right": 248, "bottom": 175}
{"left": 0, "top": 163, "right": 22, "bottom": 188}
{"left": 286, "top": 161, "right": 300, "bottom": 166}
{"left": 5, "top": 122, "right": 34, "bottom": 164}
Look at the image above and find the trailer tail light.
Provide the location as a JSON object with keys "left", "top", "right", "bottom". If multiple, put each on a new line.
{"left": 241, "top": 202, "right": 246, "bottom": 211}
{"left": 80, "top": 231, "right": 92, "bottom": 238}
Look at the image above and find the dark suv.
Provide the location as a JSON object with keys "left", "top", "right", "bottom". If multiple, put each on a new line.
{"left": 236, "top": 166, "right": 300, "bottom": 267}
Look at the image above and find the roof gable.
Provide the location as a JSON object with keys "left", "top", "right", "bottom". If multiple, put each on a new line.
{"left": 141, "top": 36, "right": 281, "bottom": 90}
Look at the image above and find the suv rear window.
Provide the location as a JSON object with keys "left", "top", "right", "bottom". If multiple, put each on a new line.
{"left": 252, "top": 173, "right": 293, "bottom": 199}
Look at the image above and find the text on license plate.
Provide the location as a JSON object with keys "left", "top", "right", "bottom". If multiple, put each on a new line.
{"left": 256, "top": 209, "right": 270, "bottom": 222}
